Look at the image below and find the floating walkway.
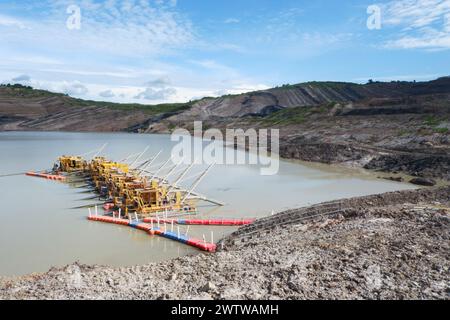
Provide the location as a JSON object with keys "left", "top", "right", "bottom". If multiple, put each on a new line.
{"left": 26, "top": 172, "right": 66, "bottom": 181}
{"left": 88, "top": 215, "right": 217, "bottom": 252}
{"left": 143, "top": 217, "right": 256, "bottom": 226}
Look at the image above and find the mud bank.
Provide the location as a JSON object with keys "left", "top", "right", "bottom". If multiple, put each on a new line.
{"left": 1, "top": 187, "right": 448, "bottom": 300}
{"left": 279, "top": 138, "right": 450, "bottom": 182}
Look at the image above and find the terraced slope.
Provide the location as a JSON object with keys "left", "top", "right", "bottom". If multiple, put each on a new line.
{"left": 169, "top": 77, "right": 450, "bottom": 121}
{"left": 0, "top": 85, "right": 190, "bottom": 131}
{"left": 1, "top": 78, "right": 450, "bottom": 130}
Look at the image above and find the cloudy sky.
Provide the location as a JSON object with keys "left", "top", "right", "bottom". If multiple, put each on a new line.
{"left": 0, "top": 0, "right": 449, "bottom": 104}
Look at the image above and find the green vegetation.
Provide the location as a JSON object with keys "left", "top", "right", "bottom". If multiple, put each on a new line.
{"left": 259, "top": 106, "right": 310, "bottom": 125}
{"left": 219, "top": 94, "right": 241, "bottom": 99}
{"left": 304, "top": 81, "right": 355, "bottom": 90}
{"left": 0, "top": 83, "right": 65, "bottom": 98}
{"left": 313, "top": 101, "right": 337, "bottom": 113}
{"left": 433, "top": 127, "right": 449, "bottom": 134}
{"left": 0, "top": 83, "right": 193, "bottom": 115}
{"left": 421, "top": 116, "right": 449, "bottom": 134}
{"left": 0, "top": 83, "right": 33, "bottom": 89}
{"left": 70, "top": 97, "right": 191, "bottom": 114}
{"left": 424, "top": 116, "right": 441, "bottom": 126}
{"left": 273, "top": 83, "right": 298, "bottom": 89}
{"left": 249, "top": 99, "right": 346, "bottom": 126}
{"left": 255, "top": 101, "right": 341, "bottom": 125}
{"left": 167, "top": 123, "right": 177, "bottom": 133}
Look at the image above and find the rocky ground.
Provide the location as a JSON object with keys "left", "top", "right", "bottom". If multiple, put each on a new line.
{"left": 1, "top": 187, "right": 448, "bottom": 300}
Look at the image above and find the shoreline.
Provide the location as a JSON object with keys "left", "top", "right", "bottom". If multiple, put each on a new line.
{"left": 0, "top": 129, "right": 448, "bottom": 299}
{"left": 1, "top": 186, "right": 448, "bottom": 299}
{"left": 2, "top": 129, "right": 447, "bottom": 187}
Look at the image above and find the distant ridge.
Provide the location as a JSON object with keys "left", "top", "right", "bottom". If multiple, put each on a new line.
{"left": 0, "top": 77, "right": 449, "bottom": 131}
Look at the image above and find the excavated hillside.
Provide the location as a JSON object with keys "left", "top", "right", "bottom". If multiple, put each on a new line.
{"left": 2, "top": 78, "right": 450, "bottom": 130}
{"left": 167, "top": 77, "right": 450, "bottom": 120}
{"left": 0, "top": 85, "right": 189, "bottom": 132}
{"left": 157, "top": 78, "right": 450, "bottom": 182}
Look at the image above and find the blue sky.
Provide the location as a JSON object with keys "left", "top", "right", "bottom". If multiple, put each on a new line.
{"left": 0, "top": 0, "right": 449, "bottom": 103}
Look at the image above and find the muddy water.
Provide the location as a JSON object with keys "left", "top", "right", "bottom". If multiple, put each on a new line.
{"left": 0, "top": 131, "right": 416, "bottom": 276}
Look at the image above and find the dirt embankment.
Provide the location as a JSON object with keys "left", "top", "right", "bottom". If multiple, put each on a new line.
{"left": 279, "top": 134, "right": 450, "bottom": 181}
{"left": 0, "top": 93, "right": 151, "bottom": 132}
{"left": 1, "top": 187, "right": 448, "bottom": 300}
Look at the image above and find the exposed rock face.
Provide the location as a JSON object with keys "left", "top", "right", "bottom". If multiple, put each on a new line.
{"left": 168, "top": 78, "right": 450, "bottom": 120}
{"left": 279, "top": 138, "right": 371, "bottom": 164}
{"left": 364, "top": 154, "right": 450, "bottom": 181}
{"left": 0, "top": 90, "right": 151, "bottom": 132}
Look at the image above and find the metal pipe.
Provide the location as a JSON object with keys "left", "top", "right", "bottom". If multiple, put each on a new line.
{"left": 150, "top": 158, "right": 172, "bottom": 181}
{"left": 167, "top": 162, "right": 195, "bottom": 194}
{"left": 130, "top": 146, "right": 150, "bottom": 168}
{"left": 138, "top": 150, "right": 162, "bottom": 175}
{"left": 181, "top": 163, "right": 215, "bottom": 203}
{"left": 92, "top": 143, "right": 108, "bottom": 159}
{"left": 162, "top": 159, "right": 184, "bottom": 182}
{"left": 120, "top": 151, "right": 141, "bottom": 163}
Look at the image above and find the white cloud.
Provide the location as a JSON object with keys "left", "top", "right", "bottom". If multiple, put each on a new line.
{"left": 38, "top": 68, "right": 137, "bottom": 79}
{"left": 135, "top": 75, "right": 177, "bottom": 100}
{"left": 134, "top": 87, "right": 177, "bottom": 100}
{"left": 8, "top": 56, "right": 63, "bottom": 65}
{"left": 99, "top": 89, "right": 115, "bottom": 98}
{"left": 256, "top": 7, "right": 304, "bottom": 43}
{"left": 385, "top": 29, "right": 450, "bottom": 49}
{"left": 0, "top": 2, "right": 271, "bottom": 104}
{"left": 1, "top": 0, "right": 196, "bottom": 57}
{"left": 224, "top": 18, "right": 240, "bottom": 24}
{"left": 145, "top": 76, "right": 171, "bottom": 88}
{"left": 302, "top": 32, "right": 353, "bottom": 46}
{"left": 215, "top": 43, "right": 246, "bottom": 53}
{"left": 382, "top": 0, "right": 450, "bottom": 49}
{"left": 0, "top": 14, "right": 26, "bottom": 29}
{"left": 6, "top": 75, "right": 271, "bottom": 104}
{"left": 15, "top": 79, "right": 89, "bottom": 98}
{"left": 383, "top": 0, "right": 450, "bottom": 28}
{"left": 213, "top": 83, "right": 271, "bottom": 97}
{"left": 12, "top": 74, "right": 31, "bottom": 82}
{"left": 59, "top": 81, "right": 89, "bottom": 96}
{"left": 189, "top": 59, "right": 240, "bottom": 77}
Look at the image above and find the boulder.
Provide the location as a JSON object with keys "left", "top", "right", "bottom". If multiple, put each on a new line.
{"left": 409, "top": 177, "right": 436, "bottom": 186}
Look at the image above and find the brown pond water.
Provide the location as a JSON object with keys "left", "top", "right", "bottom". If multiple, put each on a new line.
{"left": 0, "top": 131, "right": 416, "bottom": 276}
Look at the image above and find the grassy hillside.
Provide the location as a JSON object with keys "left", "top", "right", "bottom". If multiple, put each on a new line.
{"left": 0, "top": 83, "right": 192, "bottom": 115}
